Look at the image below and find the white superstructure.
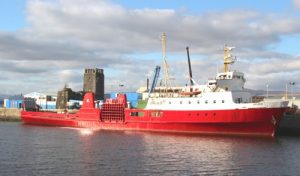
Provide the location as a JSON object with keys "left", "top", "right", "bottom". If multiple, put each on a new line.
{"left": 145, "top": 46, "right": 289, "bottom": 110}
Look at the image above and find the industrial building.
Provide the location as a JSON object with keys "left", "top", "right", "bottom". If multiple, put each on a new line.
{"left": 56, "top": 68, "right": 105, "bottom": 109}
{"left": 56, "top": 86, "right": 83, "bottom": 109}
{"left": 3, "top": 68, "right": 106, "bottom": 110}
{"left": 24, "top": 92, "right": 56, "bottom": 110}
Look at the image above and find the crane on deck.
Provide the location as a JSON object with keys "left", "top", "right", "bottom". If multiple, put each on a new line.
{"left": 148, "top": 66, "right": 161, "bottom": 94}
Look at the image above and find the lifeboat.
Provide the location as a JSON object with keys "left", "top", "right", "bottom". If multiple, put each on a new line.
{"left": 179, "top": 90, "right": 201, "bottom": 96}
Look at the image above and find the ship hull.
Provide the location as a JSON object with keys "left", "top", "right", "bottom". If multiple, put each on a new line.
{"left": 21, "top": 107, "right": 286, "bottom": 137}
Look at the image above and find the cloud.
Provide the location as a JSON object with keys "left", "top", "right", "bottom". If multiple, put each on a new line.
{"left": 24, "top": 0, "right": 300, "bottom": 53}
{"left": 294, "top": 0, "right": 300, "bottom": 9}
{"left": 0, "top": 0, "right": 300, "bottom": 94}
{"left": 247, "top": 57, "right": 300, "bottom": 75}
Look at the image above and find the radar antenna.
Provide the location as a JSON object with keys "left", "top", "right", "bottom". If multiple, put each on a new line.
{"left": 223, "top": 45, "right": 237, "bottom": 72}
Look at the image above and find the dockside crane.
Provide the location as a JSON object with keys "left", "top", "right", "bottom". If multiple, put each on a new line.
{"left": 148, "top": 66, "right": 161, "bottom": 94}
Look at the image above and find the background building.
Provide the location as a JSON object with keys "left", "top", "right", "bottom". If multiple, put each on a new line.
{"left": 24, "top": 92, "right": 56, "bottom": 110}
{"left": 83, "top": 68, "right": 104, "bottom": 100}
{"left": 56, "top": 86, "right": 83, "bottom": 109}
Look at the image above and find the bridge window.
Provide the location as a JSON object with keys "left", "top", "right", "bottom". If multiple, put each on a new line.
{"left": 205, "top": 100, "right": 208, "bottom": 104}
{"left": 235, "top": 98, "right": 242, "bottom": 103}
{"left": 222, "top": 100, "right": 225, "bottom": 103}
{"left": 151, "top": 111, "right": 163, "bottom": 117}
{"left": 130, "top": 112, "right": 145, "bottom": 117}
{"left": 213, "top": 100, "right": 216, "bottom": 104}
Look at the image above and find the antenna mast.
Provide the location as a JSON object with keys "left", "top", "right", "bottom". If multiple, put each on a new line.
{"left": 223, "top": 45, "right": 236, "bottom": 72}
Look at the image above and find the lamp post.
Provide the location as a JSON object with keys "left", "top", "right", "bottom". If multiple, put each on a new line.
{"left": 289, "top": 82, "right": 295, "bottom": 100}
{"left": 119, "top": 84, "right": 124, "bottom": 93}
{"left": 285, "top": 83, "right": 288, "bottom": 99}
{"left": 266, "top": 84, "right": 269, "bottom": 98}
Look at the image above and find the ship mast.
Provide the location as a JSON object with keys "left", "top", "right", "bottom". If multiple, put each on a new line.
{"left": 161, "top": 32, "right": 170, "bottom": 93}
{"left": 223, "top": 45, "right": 236, "bottom": 72}
{"left": 186, "top": 46, "right": 194, "bottom": 86}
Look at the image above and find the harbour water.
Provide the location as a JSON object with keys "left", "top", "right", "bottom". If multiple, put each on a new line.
{"left": 1, "top": 122, "right": 300, "bottom": 176}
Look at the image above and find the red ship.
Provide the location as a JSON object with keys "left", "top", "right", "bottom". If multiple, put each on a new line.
{"left": 21, "top": 35, "right": 289, "bottom": 137}
{"left": 21, "top": 91, "right": 288, "bottom": 137}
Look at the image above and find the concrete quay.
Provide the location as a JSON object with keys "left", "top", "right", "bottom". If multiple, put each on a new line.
{"left": 0, "top": 108, "right": 21, "bottom": 121}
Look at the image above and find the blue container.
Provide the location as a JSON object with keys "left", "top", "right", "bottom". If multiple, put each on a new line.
{"left": 47, "top": 104, "right": 56, "bottom": 109}
{"left": 16, "top": 100, "right": 23, "bottom": 108}
{"left": 109, "top": 92, "right": 141, "bottom": 101}
{"left": 38, "top": 101, "right": 56, "bottom": 110}
{"left": 129, "top": 100, "right": 138, "bottom": 108}
{"left": 110, "top": 93, "right": 117, "bottom": 99}
{"left": 5, "top": 99, "right": 23, "bottom": 108}
{"left": 4, "top": 99, "right": 10, "bottom": 108}
{"left": 126, "top": 92, "right": 141, "bottom": 101}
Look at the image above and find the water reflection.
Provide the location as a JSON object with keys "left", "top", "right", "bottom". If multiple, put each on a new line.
{"left": 79, "top": 128, "right": 94, "bottom": 136}
{"left": 138, "top": 132, "right": 279, "bottom": 175}
{"left": 61, "top": 127, "right": 95, "bottom": 136}
{"left": 1, "top": 123, "right": 300, "bottom": 176}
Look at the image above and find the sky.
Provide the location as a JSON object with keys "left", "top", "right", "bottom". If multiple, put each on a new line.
{"left": 0, "top": 0, "right": 300, "bottom": 95}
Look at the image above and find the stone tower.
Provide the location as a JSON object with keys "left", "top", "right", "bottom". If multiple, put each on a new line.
{"left": 83, "top": 68, "right": 104, "bottom": 100}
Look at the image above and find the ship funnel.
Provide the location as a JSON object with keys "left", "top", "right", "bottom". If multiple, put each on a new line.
{"left": 82, "top": 92, "right": 95, "bottom": 109}
{"left": 117, "top": 94, "right": 127, "bottom": 107}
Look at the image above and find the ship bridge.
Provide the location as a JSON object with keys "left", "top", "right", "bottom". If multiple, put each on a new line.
{"left": 214, "top": 45, "right": 246, "bottom": 91}
{"left": 216, "top": 71, "right": 245, "bottom": 91}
